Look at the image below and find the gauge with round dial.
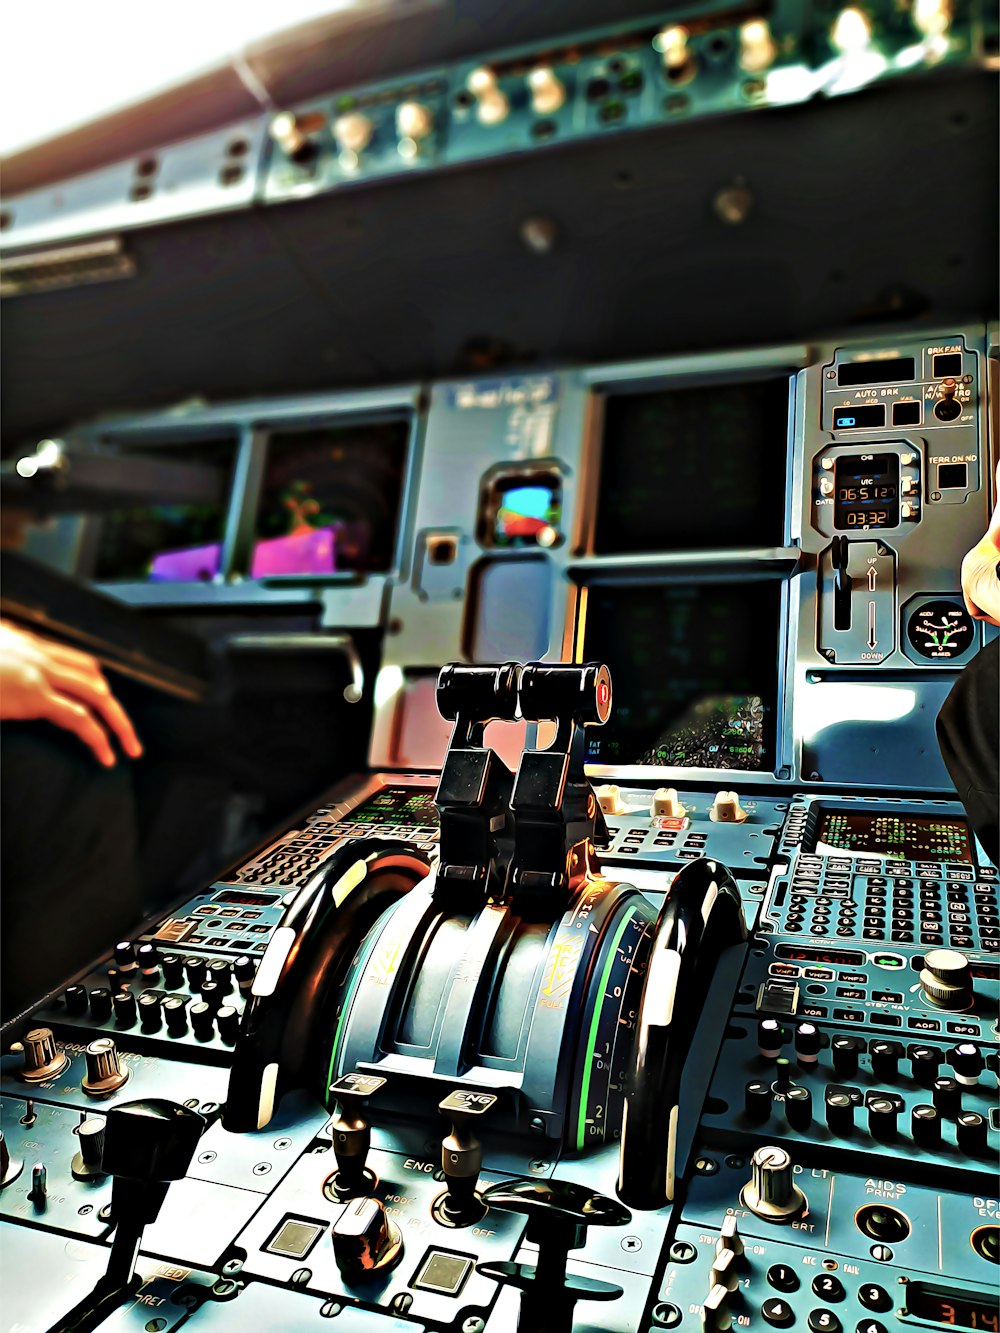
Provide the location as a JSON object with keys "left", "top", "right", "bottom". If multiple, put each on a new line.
{"left": 906, "top": 600, "right": 976, "bottom": 661}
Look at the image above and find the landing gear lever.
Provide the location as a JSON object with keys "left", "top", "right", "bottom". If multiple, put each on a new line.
{"left": 50, "top": 1099, "right": 205, "bottom": 1333}
{"left": 832, "top": 535, "right": 852, "bottom": 630}
{"left": 476, "top": 1178, "right": 631, "bottom": 1333}
{"left": 327, "top": 1072, "right": 386, "bottom": 1199}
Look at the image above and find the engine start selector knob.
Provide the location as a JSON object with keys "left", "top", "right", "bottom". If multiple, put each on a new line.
{"left": 332, "top": 1196, "right": 402, "bottom": 1281}
{"left": 741, "top": 1145, "right": 807, "bottom": 1222}
{"left": 919, "top": 949, "right": 973, "bottom": 1010}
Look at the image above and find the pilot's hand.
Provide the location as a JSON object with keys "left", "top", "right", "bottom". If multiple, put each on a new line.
{"left": 0, "top": 620, "right": 142, "bottom": 767}
{"left": 960, "top": 462, "right": 1000, "bottom": 627}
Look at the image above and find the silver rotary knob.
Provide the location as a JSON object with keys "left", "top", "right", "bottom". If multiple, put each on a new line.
{"left": 20, "top": 1028, "right": 69, "bottom": 1083}
{"left": 919, "top": 949, "right": 973, "bottom": 1010}
{"left": 71, "top": 1117, "right": 107, "bottom": 1180}
{"left": 0, "top": 1131, "right": 23, "bottom": 1188}
{"left": 331, "top": 1196, "right": 403, "bottom": 1281}
{"left": 740, "top": 1144, "right": 807, "bottom": 1222}
{"left": 82, "top": 1037, "right": 130, "bottom": 1097}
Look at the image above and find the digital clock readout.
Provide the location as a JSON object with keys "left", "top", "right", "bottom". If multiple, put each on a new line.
{"left": 833, "top": 453, "right": 900, "bottom": 530}
{"left": 907, "top": 1283, "right": 1000, "bottom": 1331}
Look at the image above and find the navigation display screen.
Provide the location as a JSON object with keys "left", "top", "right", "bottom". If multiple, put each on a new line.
{"left": 593, "top": 377, "right": 789, "bottom": 554}
{"left": 350, "top": 787, "right": 439, "bottom": 827}
{"left": 815, "top": 810, "right": 973, "bottom": 863}
{"left": 252, "top": 420, "right": 409, "bottom": 577}
{"left": 581, "top": 580, "right": 780, "bottom": 770}
{"left": 833, "top": 453, "right": 899, "bottom": 530}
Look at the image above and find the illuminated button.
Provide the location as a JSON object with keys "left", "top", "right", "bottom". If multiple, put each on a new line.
{"left": 396, "top": 101, "right": 434, "bottom": 141}
{"left": 412, "top": 1248, "right": 473, "bottom": 1296}
{"left": 820, "top": 456, "right": 835, "bottom": 471}
{"left": 739, "top": 19, "right": 776, "bottom": 72}
{"left": 819, "top": 477, "right": 834, "bottom": 496}
{"left": 528, "top": 66, "right": 566, "bottom": 115}
{"left": 266, "top": 1216, "right": 326, "bottom": 1259}
{"left": 333, "top": 112, "right": 374, "bottom": 154}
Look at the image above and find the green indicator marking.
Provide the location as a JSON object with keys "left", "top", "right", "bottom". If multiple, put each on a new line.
{"left": 576, "top": 907, "right": 639, "bottom": 1152}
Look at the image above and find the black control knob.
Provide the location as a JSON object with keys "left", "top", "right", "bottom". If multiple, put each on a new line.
{"left": 71, "top": 1117, "right": 107, "bottom": 1181}
{"left": 909, "top": 1044, "right": 942, "bottom": 1087}
{"left": 83, "top": 1037, "right": 130, "bottom": 1096}
{"left": 161, "top": 955, "right": 185, "bottom": 990}
{"left": 216, "top": 1006, "right": 240, "bottom": 1044}
{"left": 949, "top": 1042, "right": 983, "bottom": 1087}
{"left": 113, "top": 991, "right": 137, "bottom": 1028}
{"left": 437, "top": 1089, "right": 496, "bottom": 1225}
{"left": 741, "top": 1144, "right": 807, "bottom": 1222}
{"left": 0, "top": 1131, "right": 23, "bottom": 1188}
{"left": 163, "top": 997, "right": 188, "bottom": 1037}
{"left": 932, "top": 1076, "right": 962, "bottom": 1119}
{"left": 867, "top": 1097, "right": 899, "bottom": 1142}
{"left": 64, "top": 985, "right": 89, "bottom": 1017}
{"left": 190, "top": 1002, "right": 214, "bottom": 1041}
{"left": 956, "top": 1111, "right": 989, "bottom": 1156}
{"left": 870, "top": 1040, "right": 903, "bottom": 1083}
{"left": 476, "top": 1178, "right": 630, "bottom": 1333}
{"left": 207, "top": 959, "right": 231, "bottom": 995}
{"left": 825, "top": 1089, "right": 855, "bottom": 1137}
{"left": 234, "top": 956, "right": 256, "bottom": 993}
{"left": 831, "top": 1035, "right": 863, "bottom": 1079}
{"left": 138, "top": 993, "right": 162, "bottom": 1033}
{"left": 331, "top": 1196, "right": 403, "bottom": 1282}
{"left": 774, "top": 1058, "right": 792, "bottom": 1093}
{"left": 199, "top": 981, "right": 223, "bottom": 1012}
{"left": 326, "top": 1072, "right": 386, "bottom": 1200}
{"left": 185, "top": 957, "right": 207, "bottom": 989}
{"left": 784, "top": 1085, "right": 812, "bottom": 1131}
{"left": 745, "top": 1080, "right": 772, "bottom": 1122}
{"left": 137, "top": 944, "right": 159, "bottom": 981}
{"left": 758, "top": 1018, "right": 784, "bottom": 1059}
{"left": 89, "top": 988, "right": 113, "bottom": 1022}
{"left": 911, "top": 1104, "right": 940, "bottom": 1149}
{"left": 114, "top": 941, "right": 138, "bottom": 977}
{"left": 794, "top": 1023, "right": 821, "bottom": 1068}
{"left": 20, "top": 1028, "right": 69, "bottom": 1083}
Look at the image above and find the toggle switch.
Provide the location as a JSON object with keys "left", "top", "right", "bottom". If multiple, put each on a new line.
{"left": 718, "top": 1215, "right": 744, "bottom": 1256}
{"left": 326, "top": 1072, "right": 386, "bottom": 1200}
{"left": 333, "top": 112, "right": 374, "bottom": 155}
{"left": 528, "top": 66, "right": 566, "bottom": 115}
{"left": 435, "top": 1089, "right": 496, "bottom": 1225}
{"left": 20, "top": 1028, "right": 69, "bottom": 1083}
{"left": 701, "top": 1281, "right": 732, "bottom": 1331}
{"left": 710, "top": 1245, "right": 739, "bottom": 1291}
{"left": 466, "top": 68, "right": 509, "bottom": 125}
{"left": 29, "top": 1162, "right": 47, "bottom": 1211}
{"left": 396, "top": 101, "right": 434, "bottom": 141}
{"left": 332, "top": 1196, "right": 403, "bottom": 1282}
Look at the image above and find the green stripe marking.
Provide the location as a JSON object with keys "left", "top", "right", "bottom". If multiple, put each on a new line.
{"left": 576, "top": 906, "right": 638, "bottom": 1152}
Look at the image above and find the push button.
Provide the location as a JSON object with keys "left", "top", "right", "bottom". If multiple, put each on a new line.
{"left": 808, "top": 1311, "right": 841, "bottom": 1333}
{"left": 762, "top": 1297, "right": 796, "bottom": 1326}
{"left": 767, "top": 1264, "right": 800, "bottom": 1292}
{"left": 812, "top": 1275, "right": 845, "bottom": 1301}
{"left": 858, "top": 1284, "right": 892, "bottom": 1313}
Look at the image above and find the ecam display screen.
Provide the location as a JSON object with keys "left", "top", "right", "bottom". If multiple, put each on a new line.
{"left": 815, "top": 811, "right": 973, "bottom": 864}
{"left": 593, "top": 377, "right": 789, "bottom": 553}
{"left": 252, "top": 421, "right": 409, "bottom": 576}
{"left": 350, "top": 787, "right": 439, "bottom": 826}
{"left": 581, "top": 581, "right": 780, "bottom": 770}
{"left": 92, "top": 439, "right": 234, "bottom": 582}
{"left": 833, "top": 453, "right": 900, "bottom": 530}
